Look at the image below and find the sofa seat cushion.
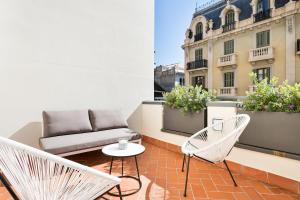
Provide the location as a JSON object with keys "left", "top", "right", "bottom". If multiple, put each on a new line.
{"left": 40, "top": 128, "right": 141, "bottom": 155}
{"left": 43, "top": 110, "right": 92, "bottom": 137}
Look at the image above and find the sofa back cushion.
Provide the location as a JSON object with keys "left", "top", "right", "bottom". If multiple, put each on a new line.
{"left": 42, "top": 110, "right": 92, "bottom": 137}
{"left": 89, "top": 109, "right": 128, "bottom": 131}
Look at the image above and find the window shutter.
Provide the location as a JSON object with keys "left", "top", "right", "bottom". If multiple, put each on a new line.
{"left": 224, "top": 72, "right": 234, "bottom": 87}
{"left": 195, "top": 49, "right": 203, "bottom": 60}
{"left": 256, "top": 30, "right": 270, "bottom": 48}
{"left": 224, "top": 40, "right": 234, "bottom": 55}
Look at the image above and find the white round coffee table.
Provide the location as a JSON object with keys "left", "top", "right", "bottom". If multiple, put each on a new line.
{"left": 102, "top": 143, "right": 145, "bottom": 197}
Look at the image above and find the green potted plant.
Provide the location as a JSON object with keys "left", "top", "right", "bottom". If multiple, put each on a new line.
{"left": 162, "top": 85, "right": 215, "bottom": 136}
{"left": 238, "top": 73, "right": 300, "bottom": 160}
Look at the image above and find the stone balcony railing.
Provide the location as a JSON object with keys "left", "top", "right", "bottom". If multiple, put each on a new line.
{"left": 249, "top": 46, "right": 274, "bottom": 63}
{"left": 218, "top": 87, "right": 237, "bottom": 96}
{"left": 217, "top": 54, "right": 237, "bottom": 67}
{"left": 248, "top": 85, "right": 257, "bottom": 93}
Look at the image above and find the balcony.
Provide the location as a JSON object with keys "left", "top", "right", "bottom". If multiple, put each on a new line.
{"left": 297, "top": 39, "right": 300, "bottom": 54}
{"left": 249, "top": 46, "right": 274, "bottom": 63}
{"left": 218, "top": 87, "right": 237, "bottom": 96}
{"left": 222, "top": 22, "right": 235, "bottom": 33}
{"left": 217, "top": 54, "right": 237, "bottom": 67}
{"left": 194, "top": 33, "right": 203, "bottom": 42}
{"left": 1, "top": 1, "right": 300, "bottom": 199}
{"left": 254, "top": 9, "right": 272, "bottom": 23}
{"left": 186, "top": 59, "right": 208, "bottom": 70}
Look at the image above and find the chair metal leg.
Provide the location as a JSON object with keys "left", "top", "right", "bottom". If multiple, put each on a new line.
{"left": 223, "top": 160, "right": 237, "bottom": 187}
{"left": 0, "top": 174, "right": 19, "bottom": 200}
{"left": 116, "top": 184, "right": 123, "bottom": 200}
{"left": 181, "top": 154, "right": 186, "bottom": 172}
{"left": 184, "top": 155, "right": 191, "bottom": 197}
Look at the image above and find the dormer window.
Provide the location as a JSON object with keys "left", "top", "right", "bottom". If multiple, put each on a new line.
{"left": 194, "top": 22, "right": 203, "bottom": 42}
{"left": 188, "top": 15, "right": 208, "bottom": 43}
{"left": 257, "top": 0, "right": 264, "bottom": 12}
{"left": 225, "top": 10, "right": 235, "bottom": 25}
{"left": 253, "top": 0, "right": 271, "bottom": 23}
{"left": 223, "top": 10, "right": 235, "bottom": 33}
{"left": 219, "top": 2, "right": 240, "bottom": 33}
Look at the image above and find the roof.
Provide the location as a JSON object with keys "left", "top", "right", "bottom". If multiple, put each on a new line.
{"left": 275, "top": 0, "right": 289, "bottom": 8}
{"left": 193, "top": 0, "right": 290, "bottom": 30}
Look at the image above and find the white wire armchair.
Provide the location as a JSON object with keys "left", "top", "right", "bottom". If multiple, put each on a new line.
{"left": 181, "top": 114, "right": 250, "bottom": 197}
{"left": 0, "top": 136, "right": 122, "bottom": 200}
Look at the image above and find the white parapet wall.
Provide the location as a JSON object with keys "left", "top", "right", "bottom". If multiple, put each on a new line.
{"left": 141, "top": 101, "right": 300, "bottom": 182}
{"left": 142, "top": 101, "right": 187, "bottom": 146}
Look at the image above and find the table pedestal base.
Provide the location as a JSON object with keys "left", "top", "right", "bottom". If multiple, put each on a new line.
{"left": 107, "top": 156, "right": 142, "bottom": 197}
{"left": 107, "top": 175, "right": 142, "bottom": 197}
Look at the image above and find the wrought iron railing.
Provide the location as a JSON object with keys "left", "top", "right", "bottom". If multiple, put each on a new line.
{"left": 194, "top": 33, "right": 203, "bottom": 42}
{"left": 254, "top": 9, "right": 272, "bottom": 23}
{"left": 187, "top": 59, "right": 208, "bottom": 70}
{"left": 222, "top": 22, "right": 235, "bottom": 33}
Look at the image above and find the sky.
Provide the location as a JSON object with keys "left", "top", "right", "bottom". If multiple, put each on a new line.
{"left": 155, "top": 0, "right": 211, "bottom": 66}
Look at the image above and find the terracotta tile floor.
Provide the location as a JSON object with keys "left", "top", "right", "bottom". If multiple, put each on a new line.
{"left": 1, "top": 142, "right": 300, "bottom": 200}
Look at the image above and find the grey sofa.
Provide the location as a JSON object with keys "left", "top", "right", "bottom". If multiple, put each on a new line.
{"left": 39, "top": 109, "right": 141, "bottom": 156}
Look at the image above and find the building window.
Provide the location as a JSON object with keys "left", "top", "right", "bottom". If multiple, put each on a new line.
{"left": 224, "top": 40, "right": 234, "bottom": 55}
{"left": 256, "top": 30, "right": 270, "bottom": 48}
{"left": 192, "top": 76, "right": 205, "bottom": 88}
{"left": 222, "top": 10, "right": 236, "bottom": 33}
{"left": 196, "top": 22, "right": 203, "bottom": 35}
{"left": 224, "top": 72, "right": 234, "bottom": 87}
{"left": 195, "top": 48, "right": 203, "bottom": 61}
{"left": 225, "top": 10, "right": 235, "bottom": 25}
{"left": 254, "top": 0, "right": 271, "bottom": 23}
{"left": 194, "top": 22, "right": 203, "bottom": 41}
{"left": 179, "top": 78, "right": 185, "bottom": 86}
{"left": 257, "top": 0, "right": 269, "bottom": 13}
{"left": 253, "top": 67, "right": 270, "bottom": 82}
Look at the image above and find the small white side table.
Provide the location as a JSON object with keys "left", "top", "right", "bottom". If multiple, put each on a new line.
{"left": 102, "top": 143, "right": 145, "bottom": 197}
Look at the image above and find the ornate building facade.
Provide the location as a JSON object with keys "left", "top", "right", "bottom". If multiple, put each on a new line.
{"left": 183, "top": 0, "right": 300, "bottom": 96}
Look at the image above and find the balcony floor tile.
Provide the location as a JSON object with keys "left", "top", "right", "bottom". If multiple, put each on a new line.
{"left": 0, "top": 142, "right": 300, "bottom": 200}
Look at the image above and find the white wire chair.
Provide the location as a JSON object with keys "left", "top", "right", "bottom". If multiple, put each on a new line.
{"left": 0, "top": 136, "right": 122, "bottom": 200}
{"left": 181, "top": 114, "right": 250, "bottom": 197}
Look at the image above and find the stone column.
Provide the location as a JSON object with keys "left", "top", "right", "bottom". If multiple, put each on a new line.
{"left": 270, "top": 0, "right": 276, "bottom": 17}
{"left": 270, "top": 0, "right": 275, "bottom": 10}
{"left": 207, "top": 40, "right": 213, "bottom": 90}
{"left": 251, "top": 0, "right": 257, "bottom": 15}
{"left": 285, "top": 15, "right": 296, "bottom": 84}
{"left": 184, "top": 47, "right": 190, "bottom": 86}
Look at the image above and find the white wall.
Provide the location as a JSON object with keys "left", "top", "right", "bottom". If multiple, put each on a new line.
{"left": 0, "top": 0, "right": 154, "bottom": 148}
